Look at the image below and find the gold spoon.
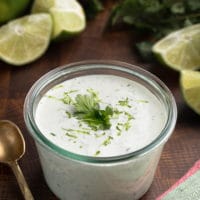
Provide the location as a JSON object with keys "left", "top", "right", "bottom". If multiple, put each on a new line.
{"left": 0, "top": 120, "right": 34, "bottom": 200}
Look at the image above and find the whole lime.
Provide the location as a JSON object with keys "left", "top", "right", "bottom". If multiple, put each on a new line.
{"left": 0, "top": 0, "right": 31, "bottom": 24}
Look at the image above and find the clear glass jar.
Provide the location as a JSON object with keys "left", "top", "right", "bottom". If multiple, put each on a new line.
{"left": 24, "top": 60, "right": 177, "bottom": 200}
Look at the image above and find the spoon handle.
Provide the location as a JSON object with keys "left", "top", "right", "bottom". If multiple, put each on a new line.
{"left": 9, "top": 161, "right": 34, "bottom": 200}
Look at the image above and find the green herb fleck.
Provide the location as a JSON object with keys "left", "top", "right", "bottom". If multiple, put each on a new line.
{"left": 61, "top": 92, "right": 73, "bottom": 105}
{"left": 95, "top": 132, "right": 106, "bottom": 138}
{"left": 87, "top": 88, "right": 100, "bottom": 102}
{"left": 124, "top": 111, "right": 135, "bottom": 120}
{"left": 114, "top": 109, "right": 123, "bottom": 115}
{"left": 46, "top": 95, "right": 59, "bottom": 100}
{"left": 116, "top": 123, "right": 123, "bottom": 136}
{"left": 102, "top": 136, "right": 113, "bottom": 146}
{"left": 116, "top": 125, "right": 122, "bottom": 131}
{"left": 117, "top": 131, "right": 122, "bottom": 136}
{"left": 65, "top": 132, "right": 77, "bottom": 139}
{"left": 73, "top": 94, "right": 113, "bottom": 130}
{"left": 52, "top": 84, "right": 63, "bottom": 90}
{"left": 63, "top": 128, "right": 90, "bottom": 135}
{"left": 124, "top": 112, "right": 134, "bottom": 130}
{"left": 94, "top": 150, "right": 101, "bottom": 156}
{"left": 78, "top": 121, "right": 83, "bottom": 128}
{"left": 118, "top": 97, "right": 131, "bottom": 108}
{"left": 50, "top": 132, "right": 56, "bottom": 136}
{"left": 61, "top": 90, "right": 78, "bottom": 105}
{"left": 124, "top": 121, "right": 131, "bottom": 131}
{"left": 136, "top": 100, "right": 149, "bottom": 103}
{"left": 115, "top": 111, "right": 134, "bottom": 135}
{"left": 65, "top": 111, "right": 72, "bottom": 118}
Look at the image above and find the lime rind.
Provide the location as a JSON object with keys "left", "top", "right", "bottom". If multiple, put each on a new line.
{"left": 183, "top": 88, "right": 200, "bottom": 115}
{"left": 50, "top": 7, "right": 85, "bottom": 39}
{"left": 0, "top": 13, "right": 52, "bottom": 66}
{"left": 180, "top": 70, "right": 200, "bottom": 115}
{"left": 153, "top": 24, "right": 200, "bottom": 71}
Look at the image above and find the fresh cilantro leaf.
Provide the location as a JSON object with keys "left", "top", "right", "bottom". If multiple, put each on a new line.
{"left": 73, "top": 94, "right": 113, "bottom": 130}
{"left": 74, "top": 94, "right": 99, "bottom": 113}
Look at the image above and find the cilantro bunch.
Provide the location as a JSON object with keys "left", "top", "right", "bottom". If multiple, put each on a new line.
{"left": 110, "top": 0, "right": 200, "bottom": 60}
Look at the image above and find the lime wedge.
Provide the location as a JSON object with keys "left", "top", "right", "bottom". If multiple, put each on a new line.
{"left": 180, "top": 70, "right": 200, "bottom": 115}
{"left": 0, "top": 14, "right": 52, "bottom": 66}
{"left": 32, "top": 0, "right": 86, "bottom": 40}
{"left": 153, "top": 24, "right": 200, "bottom": 71}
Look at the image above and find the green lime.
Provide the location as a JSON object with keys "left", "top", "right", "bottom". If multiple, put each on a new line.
{"left": 0, "top": 13, "right": 52, "bottom": 66}
{"left": 153, "top": 24, "right": 200, "bottom": 71}
{"left": 32, "top": 0, "right": 86, "bottom": 40}
{"left": 180, "top": 70, "right": 200, "bottom": 115}
{"left": 0, "top": 0, "right": 31, "bottom": 24}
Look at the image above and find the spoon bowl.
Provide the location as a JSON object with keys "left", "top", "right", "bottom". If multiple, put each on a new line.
{"left": 0, "top": 120, "right": 34, "bottom": 200}
{"left": 0, "top": 120, "right": 25, "bottom": 163}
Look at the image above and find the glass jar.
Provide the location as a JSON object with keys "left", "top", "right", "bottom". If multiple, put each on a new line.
{"left": 24, "top": 60, "right": 177, "bottom": 200}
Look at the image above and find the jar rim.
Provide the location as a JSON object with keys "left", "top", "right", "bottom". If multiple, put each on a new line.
{"left": 23, "top": 60, "right": 177, "bottom": 163}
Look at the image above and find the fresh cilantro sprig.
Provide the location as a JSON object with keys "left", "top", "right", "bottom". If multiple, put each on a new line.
{"left": 111, "top": 0, "right": 200, "bottom": 35}
{"left": 73, "top": 94, "right": 113, "bottom": 130}
{"left": 109, "top": 0, "right": 200, "bottom": 60}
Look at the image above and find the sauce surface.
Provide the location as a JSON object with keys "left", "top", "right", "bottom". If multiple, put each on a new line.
{"left": 35, "top": 75, "right": 167, "bottom": 157}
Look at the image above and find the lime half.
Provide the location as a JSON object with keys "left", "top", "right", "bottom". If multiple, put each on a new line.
{"left": 180, "top": 70, "right": 200, "bottom": 115}
{"left": 153, "top": 24, "right": 200, "bottom": 71}
{"left": 32, "top": 0, "right": 86, "bottom": 40}
{"left": 0, "top": 14, "right": 52, "bottom": 66}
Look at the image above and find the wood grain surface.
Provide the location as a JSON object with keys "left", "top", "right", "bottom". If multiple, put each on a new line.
{"left": 0, "top": 2, "right": 200, "bottom": 200}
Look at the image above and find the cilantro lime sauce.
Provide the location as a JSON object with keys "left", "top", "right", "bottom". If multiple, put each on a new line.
{"left": 35, "top": 75, "right": 167, "bottom": 157}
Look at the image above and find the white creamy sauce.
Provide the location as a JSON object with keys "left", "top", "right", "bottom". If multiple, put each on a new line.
{"left": 35, "top": 75, "right": 167, "bottom": 157}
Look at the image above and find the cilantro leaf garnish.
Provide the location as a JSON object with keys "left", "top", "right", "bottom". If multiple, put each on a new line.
{"left": 73, "top": 94, "right": 113, "bottom": 130}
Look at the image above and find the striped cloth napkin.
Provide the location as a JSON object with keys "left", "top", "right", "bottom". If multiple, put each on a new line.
{"left": 156, "top": 160, "right": 200, "bottom": 200}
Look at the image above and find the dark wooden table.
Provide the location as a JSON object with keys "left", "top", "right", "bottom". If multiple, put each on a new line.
{"left": 0, "top": 2, "right": 200, "bottom": 200}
